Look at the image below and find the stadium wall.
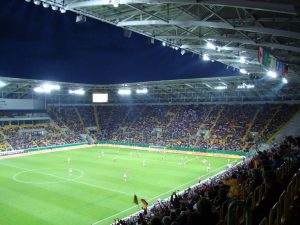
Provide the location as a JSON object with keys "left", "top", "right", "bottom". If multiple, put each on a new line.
{"left": 98, "top": 141, "right": 249, "bottom": 158}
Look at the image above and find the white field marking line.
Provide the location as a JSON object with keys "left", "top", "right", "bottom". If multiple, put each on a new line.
{"left": 2, "top": 163, "right": 133, "bottom": 197}
{"left": 92, "top": 160, "right": 237, "bottom": 225}
{"left": 12, "top": 168, "right": 84, "bottom": 185}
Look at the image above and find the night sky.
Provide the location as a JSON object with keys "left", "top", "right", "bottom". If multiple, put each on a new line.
{"left": 0, "top": 0, "right": 237, "bottom": 84}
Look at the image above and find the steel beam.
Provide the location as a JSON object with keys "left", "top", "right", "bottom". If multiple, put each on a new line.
{"left": 157, "top": 35, "right": 300, "bottom": 53}
{"left": 117, "top": 20, "right": 300, "bottom": 40}
{"left": 65, "top": 0, "right": 296, "bottom": 15}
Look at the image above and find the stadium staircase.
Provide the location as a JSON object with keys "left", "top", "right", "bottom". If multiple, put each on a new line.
{"left": 121, "top": 108, "right": 131, "bottom": 127}
{"left": 242, "top": 108, "right": 260, "bottom": 151}
{"left": 255, "top": 105, "right": 281, "bottom": 142}
{"left": 93, "top": 106, "right": 100, "bottom": 131}
{"left": 268, "top": 108, "right": 300, "bottom": 143}
{"left": 75, "top": 107, "right": 85, "bottom": 127}
{"left": 48, "top": 108, "right": 68, "bottom": 128}
{"left": 194, "top": 107, "right": 213, "bottom": 147}
{"left": 166, "top": 111, "right": 177, "bottom": 128}
{"left": 221, "top": 160, "right": 300, "bottom": 225}
{"left": 210, "top": 107, "right": 223, "bottom": 132}
{"left": 0, "top": 130, "right": 7, "bottom": 139}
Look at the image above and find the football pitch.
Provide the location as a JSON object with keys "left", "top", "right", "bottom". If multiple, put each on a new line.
{"left": 0, "top": 146, "right": 238, "bottom": 225}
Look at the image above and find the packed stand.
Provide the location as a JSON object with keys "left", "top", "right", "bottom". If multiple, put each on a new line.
{"left": 112, "top": 136, "right": 300, "bottom": 225}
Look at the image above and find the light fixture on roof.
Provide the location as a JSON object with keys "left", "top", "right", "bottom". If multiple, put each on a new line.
{"left": 216, "top": 47, "right": 221, "bottom": 52}
{"left": 162, "top": 41, "right": 166, "bottom": 46}
{"left": 237, "top": 83, "right": 255, "bottom": 89}
{"left": 214, "top": 85, "right": 227, "bottom": 90}
{"left": 267, "top": 70, "right": 277, "bottom": 78}
{"left": 239, "top": 56, "right": 246, "bottom": 64}
{"left": 181, "top": 49, "right": 186, "bottom": 55}
{"left": 51, "top": 5, "right": 58, "bottom": 10}
{"left": 136, "top": 88, "right": 148, "bottom": 94}
{"left": 76, "top": 14, "right": 86, "bottom": 23}
{"left": 202, "top": 54, "right": 210, "bottom": 61}
{"left": 206, "top": 42, "right": 216, "bottom": 50}
{"left": 175, "top": 46, "right": 179, "bottom": 50}
{"left": 33, "top": 0, "right": 41, "bottom": 5}
{"left": 112, "top": 0, "right": 120, "bottom": 7}
{"left": 42, "top": 2, "right": 50, "bottom": 8}
{"left": 69, "top": 88, "right": 85, "bottom": 95}
{"left": 0, "top": 81, "right": 6, "bottom": 88}
{"left": 282, "top": 77, "right": 288, "bottom": 84}
{"left": 240, "top": 68, "right": 247, "bottom": 74}
{"left": 59, "top": 8, "right": 66, "bottom": 13}
{"left": 34, "top": 84, "right": 60, "bottom": 93}
{"left": 118, "top": 88, "right": 131, "bottom": 95}
{"left": 25, "top": 0, "right": 31, "bottom": 3}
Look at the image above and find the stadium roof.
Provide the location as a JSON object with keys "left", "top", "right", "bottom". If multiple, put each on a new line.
{"left": 37, "top": 0, "right": 300, "bottom": 81}
{"left": 0, "top": 75, "right": 299, "bottom": 104}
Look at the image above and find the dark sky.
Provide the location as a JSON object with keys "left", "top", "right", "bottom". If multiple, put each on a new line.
{"left": 0, "top": 0, "right": 237, "bottom": 84}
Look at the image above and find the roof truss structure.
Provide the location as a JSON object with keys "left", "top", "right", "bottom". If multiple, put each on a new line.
{"left": 36, "top": 0, "right": 300, "bottom": 83}
{"left": 1, "top": 76, "right": 300, "bottom": 104}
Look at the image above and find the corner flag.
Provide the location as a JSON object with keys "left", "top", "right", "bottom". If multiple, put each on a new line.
{"left": 133, "top": 194, "right": 139, "bottom": 205}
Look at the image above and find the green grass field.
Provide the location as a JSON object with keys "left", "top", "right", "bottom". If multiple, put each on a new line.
{"left": 0, "top": 146, "right": 238, "bottom": 225}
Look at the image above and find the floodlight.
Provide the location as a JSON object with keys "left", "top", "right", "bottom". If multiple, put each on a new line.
{"left": 34, "top": 84, "right": 60, "bottom": 93}
{"left": 239, "top": 56, "right": 246, "bottom": 64}
{"left": 76, "top": 14, "right": 86, "bottom": 23}
{"left": 181, "top": 49, "right": 186, "bottom": 55}
{"left": 214, "top": 86, "right": 227, "bottom": 90}
{"left": 206, "top": 42, "right": 216, "bottom": 50}
{"left": 51, "top": 5, "right": 58, "bottom": 10}
{"left": 42, "top": 2, "right": 50, "bottom": 8}
{"left": 202, "top": 54, "right": 210, "bottom": 61}
{"left": 0, "top": 81, "right": 6, "bottom": 88}
{"left": 267, "top": 70, "right": 277, "bottom": 78}
{"left": 118, "top": 88, "right": 131, "bottom": 95}
{"left": 34, "top": 87, "right": 50, "bottom": 93}
{"left": 25, "top": 0, "right": 31, "bottom": 3}
{"left": 237, "top": 83, "right": 255, "bottom": 89}
{"left": 43, "top": 84, "right": 60, "bottom": 90}
{"left": 69, "top": 89, "right": 85, "bottom": 95}
{"left": 282, "top": 77, "right": 288, "bottom": 84}
{"left": 136, "top": 88, "right": 148, "bottom": 94}
{"left": 112, "top": 0, "right": 119, "bottom": 7}
{"left": 162, "top": 42, "right": 166, "bottom": 46}
{"left": 60, "top": 8, "right": 66, "bottom": 13}
{"left": 33, "top": 0, "right": 41, "bottom": 5}
{"left": 175, "top": 46, "right": 179, "bottom": 50}
{"left": 240, "top": 68, "right": 247, "bottom": 74}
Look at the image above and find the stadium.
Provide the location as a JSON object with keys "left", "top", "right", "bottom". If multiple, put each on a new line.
{"left": 1, "top": 1, "right": 300, "bottom": 225}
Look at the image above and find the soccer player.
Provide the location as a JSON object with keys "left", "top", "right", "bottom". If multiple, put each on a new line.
{"left": 142, "top": 159, "right": 146, "bottom": 167}
{"left": 123, "top": 173, "right": 128, "bottom": 182}
{"left": 67, "top": 157, "right": 71, "bottom": 164}
{"left": 113, "top": 157, "right": 117, "bottom": 162}
{"left": 69, "top": 168, "right": 73, "bottom": 175}
{"left": 207, "top": 163, "right": 211, "bottom": 171}
{"left": 178, "top": 162, "right": 182, "bottom": 168}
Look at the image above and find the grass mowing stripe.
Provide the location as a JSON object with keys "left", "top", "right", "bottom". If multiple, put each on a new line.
{"left": 91, "top": 161, "right": 235, "bottom": 225}
{"left": 1, "top": 162, "right": 134, "bottom": 197}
